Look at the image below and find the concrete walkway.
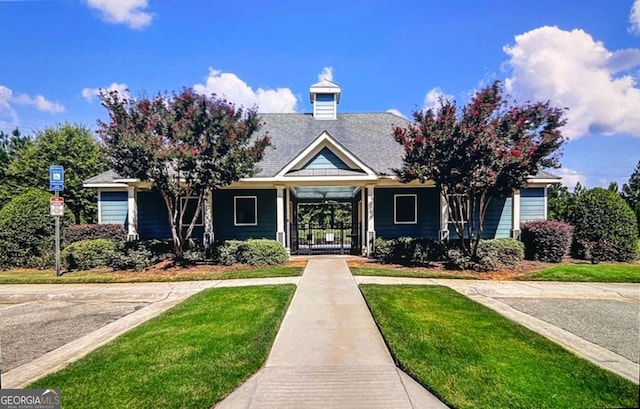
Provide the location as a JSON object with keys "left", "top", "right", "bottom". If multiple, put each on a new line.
{"left": 216, "top": 259, "right": 448, "bottom": 409}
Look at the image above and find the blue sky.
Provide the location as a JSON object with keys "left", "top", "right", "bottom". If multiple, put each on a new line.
{"left": 2, "top": 0, "right": 639, "bottom": 189}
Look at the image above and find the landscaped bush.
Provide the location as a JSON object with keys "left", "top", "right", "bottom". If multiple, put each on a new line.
{"left": 63, "top": 224, "right": 126, "bottom": 246}
{"left": 571, "top": 188, "right": 638, "bottom": 263}
{"left": 521, "top": 220, "right": 572, "bottom": 263}
{"left": 239, "top": 239, "right": 288, "bottom": 266}
{"left": 108, "top": 242, "right": 158, "bottom": 271}
{"left": 62, "top": 238, "right": 116, "bottom": 270}
{"left": 0, "top": 189, "right": 73, "bottom": 269}
{"left": 373, "top": 237, "right": 446, "bottom": 265}
{"left": 215, "top": 240, "right": 244, "bottom": 265}
{"left": 446, "top": 238, "right": 523, "bottom": 271}
{"left": 475, "top": 238, "right": 524, "bottom": 271}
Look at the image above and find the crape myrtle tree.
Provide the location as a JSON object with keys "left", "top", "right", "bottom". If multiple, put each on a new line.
{"left": 98, "top": 88, "right": 271, "bottom": 260}
{"left": 393, "top": 81, "right": 566, "bottom": 258}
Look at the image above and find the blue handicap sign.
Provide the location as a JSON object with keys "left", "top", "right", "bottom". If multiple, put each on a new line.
{"left": 49, "top": 165, "right": 64, "bottom": 191}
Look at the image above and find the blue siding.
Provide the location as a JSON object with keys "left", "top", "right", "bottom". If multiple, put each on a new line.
{"left": 100, "top": 191, "right": 128, "bottom": 225}
{"left": 303, "top": 147, "right": 349, "bottom": 170}
{"left": 214, "top": 189, "right": 277, "bottom": 241}
{"left": 520, "top": 188, "right": 545, "bottom": 223}
{"left": 449, "top": 195, "right": 513, "bottom": 239}
{"left": 138, "top": 191, "right": 171, "bottom": 240}
{"left": 483, "top": 196, "right": 512, "bottom": 238}
{"left": 374, "top": 188, "right": 439, "bottom": 239}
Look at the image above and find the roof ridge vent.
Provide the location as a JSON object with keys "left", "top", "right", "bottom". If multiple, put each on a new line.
{"left": 309, "top": 79, "right": 341, "bottom": 120}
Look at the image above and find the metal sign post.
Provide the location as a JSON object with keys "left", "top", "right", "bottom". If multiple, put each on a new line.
{"left": 49, "top": 165, "right": 64, "bottom": 277}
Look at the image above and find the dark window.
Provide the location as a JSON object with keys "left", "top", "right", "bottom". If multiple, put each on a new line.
{"left": 235, "top": 196, "right": 257, "bottom": 226}
{"left": 394, "top": 194, "right": 417, "bottom": 224}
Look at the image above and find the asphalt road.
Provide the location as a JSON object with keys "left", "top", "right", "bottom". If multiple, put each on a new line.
{"left": 0, "top": 300, "right": 148, "bottom": 371}
{"left": 499, "top": 298, "right": 639, "bottom": 363}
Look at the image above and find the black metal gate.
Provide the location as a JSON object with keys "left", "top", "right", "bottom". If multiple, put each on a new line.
{"left": 291, "top": 222, "right": 360, "bottom": 255}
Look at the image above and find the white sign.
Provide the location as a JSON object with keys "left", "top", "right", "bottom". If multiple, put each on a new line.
{"left": 50, "top": 196, "right": 64, "bottom": 216}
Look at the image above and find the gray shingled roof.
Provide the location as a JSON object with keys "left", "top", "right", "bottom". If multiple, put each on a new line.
{"left": 256, "top": 113, "right": 409, "bottom": 177}
{"left": 84, "top": 113, "right": 561, "bottom": 183}
{"left": 83, "top": 169, "right": 123, "bottom": 184}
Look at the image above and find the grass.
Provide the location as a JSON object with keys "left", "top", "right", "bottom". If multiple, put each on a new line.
{"left": 350, "top": 266, "right": 476, "bottom": 279}
{"left": 519, "top": 263, "right": 640, "bottom": 282}
{"left": 0, "top": 265, "right": 303, "bottom": 284}
{"left": 28, "top": 285, "right": 295, "bottom": 409}
{"left": 361, "top": 284, "right": 639, "bottom": 409}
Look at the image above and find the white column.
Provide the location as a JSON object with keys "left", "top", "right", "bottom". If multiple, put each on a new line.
{"left": 439, "top": 191, "right": 449, "bottom": 241}
{"left": 512, "top": 189, "right": 521, "bottom": 239}
{"left": 127, "top": 186, "right": 139, "bottom": 241}
{"left": 366, "top": 184, "right": 376, "bottom": 256}
{"left": 276, "top": 185, "right": 285, "bottom": 247}
{"left": 285, "top": 187, "right": 291, "bottom": 251}
{"left": 203, "top": 188, "right": 214, "bottom": 246}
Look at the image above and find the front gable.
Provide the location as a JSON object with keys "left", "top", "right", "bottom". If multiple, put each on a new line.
{"left": 276, "top": 131, "right": 376, "bottom": 179}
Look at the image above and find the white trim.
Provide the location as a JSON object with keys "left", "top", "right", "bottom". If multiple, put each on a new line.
{"left": 275, "top": 132, "right": 377, "bottom": 178}
{"left": 512, "top": 189, "right": 521, "bottom": 237}
{"left": 439, "top": 192, "right": 449, "bottom": 239}
{"left": 543, "top": 185, "right": 548, "bottom": 219}
{"left": 366, "top": 185, "right": 375, "bottom": 256}
{"left": 97, "top": 189, "right": 103, "bottom": 224}
{"left": 180, "top": 196, "right": 204, "bottom": 227}
{"left": 127, "top": 186, "right": 138, "bottom": 240}
{"left": 276, "top": 186, "right": 285, "bottom": 245}
{"left": 85, "top": 182, "right": 129, "bottom": 188}
{"left": 394, "top": 194, "right": 417, "bottom": 224}
{"left": 234, "top": 196, "right": 258, "bottom": 226}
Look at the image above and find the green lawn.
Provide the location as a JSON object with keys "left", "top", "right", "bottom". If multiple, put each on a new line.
{"left": 28, "top": 285, "right": 294, "bottom": 409}
{"left": 350, "top": 266, "right": 476, "bottom": 279}
{"left": 519, "top": 263, "right": 640, "bottom": 282}
{"left": 0, "top": 265, "right": 302, "bottom": 284}
{"left": 361, "top": 285, "right": 638, "bottom": 409}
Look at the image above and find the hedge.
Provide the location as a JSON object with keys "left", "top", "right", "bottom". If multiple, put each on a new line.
{"left": 63, "top": 224, "right": 126, "bottom": 246}
{"left": 62, "top": 238, "right": 116, "bottom": 271}
{"left": 214, "top": 239, "right": 288, "bottom": 266}
{"left": 0, "top": 189, "right": 73, "bottom": 269}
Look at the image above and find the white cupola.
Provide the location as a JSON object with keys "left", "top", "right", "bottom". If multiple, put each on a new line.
{"left": 309, "top": 79, "right": 341, "bottom": 120}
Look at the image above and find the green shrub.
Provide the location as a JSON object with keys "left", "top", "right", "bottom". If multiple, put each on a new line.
{"left": 572, "top": 188, "right": 638, "bottom": 263}
{"left": 447, "top": 238, "right": 523, "bottom": 271}
{"left": 214, "top": 239, "right": 288, "bottom": 266}
{"left": 0, "top": 189, "right": 73, "bottom": 269}
{"left": 373, "top": 238, "right": 395, "bottom": 264}
{"left": 635, "top": 239, "right": 640, "bottom": 261}
{"left": 215, "top": 240, "right": 244, "bottom": 265}
{"left": 521, "top": 220, "right": 572, "bottom": 263}
{"left": 62, "top": 238, "right": 116, "bottom": 270}
{"left": 373, "top": 237, "right": 446, "bottom": 265}
{"left": 475, "top": 238, "right": 524, "bottom": 271}
{"left": 240, "top": 239, "right": 288, "bottom": 266}
{"left": 63, "top": 224, "right": 126, "bottom": 246}
{"left": 108, "top": 242, "right": 157, "bottom": 271}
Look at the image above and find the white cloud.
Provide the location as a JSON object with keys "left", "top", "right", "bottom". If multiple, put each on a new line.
{"left": 630, "top": 0, "right": 640, "bottom": 35}
{"left": 193, "top": 68, "right": 297, "bottom": 113}
{"left": 0, "top": 85, "right": 64, "bottom": 114}
{"left": 82, "top": 82, "right": 129, "bottom": 103}
{"left": 85, "top": 0, "right": 153, "bottom": 29}
{"left": 555, "top": 167, "right": 587, "bottom": 189}
{"left": 423, "top": 87, "right": 454, "bottom": 111}
{"left": 0, "top": 85, "right": 63, "bottom": 130}
{"left": 386, "top": 108, "right": 407, "bottom": 119}
{"left": 317, "top": 66, "right": 334, "bottom": 82}
{"left": 503, "top": 26, "right": 640, "bottom": 140}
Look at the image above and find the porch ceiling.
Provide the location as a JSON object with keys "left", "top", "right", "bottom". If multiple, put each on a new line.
{"left": 291, "top": 185, "right": 359, "bottom": 200}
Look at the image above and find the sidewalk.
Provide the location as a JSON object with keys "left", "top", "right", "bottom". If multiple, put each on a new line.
{"left": 216, "top": 258, "right": 448, "bottom": 409}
